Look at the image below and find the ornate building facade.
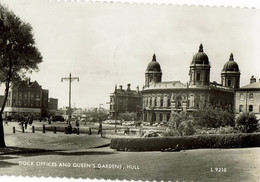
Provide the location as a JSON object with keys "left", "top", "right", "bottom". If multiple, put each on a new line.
{"left": 142, "top": 44, "right": 240, "bottom": 122}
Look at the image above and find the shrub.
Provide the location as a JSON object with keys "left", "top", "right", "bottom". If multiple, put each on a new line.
{"left": 162, "top": 128, "right": 180, "bottom": 137}
{"left": 236, "top": 112, "right": 259, "bottom": 133}
{"left": 216, "top": 126, "right": 238, "bottom": 134}
{"left": 178, "top": 120, "right": 196, "bottom": 136}
{"left": 110, "top": 133, "right": 260, "bottom": 151}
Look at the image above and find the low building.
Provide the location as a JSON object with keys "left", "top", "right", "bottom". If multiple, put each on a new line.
{"left": 235, "top": 76, "right": 260, "bottom": 118}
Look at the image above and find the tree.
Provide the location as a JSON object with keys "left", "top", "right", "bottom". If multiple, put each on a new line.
{"left": 82, "top": 109, "right": 109, "bottom": 123}
{"left": 194, "top": 104, "right": 234, "bottom": 128}
{"left": 169, "top": 111, "right": 191, "bottom": 129}
{"left": 0, "top": 4, "right": 42, "bottom": 147}
{"left": 118, "top": 112, "right": 137, "bottom": 121}
{"left": 236, "top": 112, "right": 259, "bottom": 133}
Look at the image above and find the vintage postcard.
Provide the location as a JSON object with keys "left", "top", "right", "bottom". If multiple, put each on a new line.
{"left": 0, "top": 0, "right": 260, "bottom": 182}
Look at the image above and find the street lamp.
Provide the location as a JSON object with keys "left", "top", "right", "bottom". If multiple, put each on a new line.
{"left": 61, "top": 73, "right": 79, "bottom": 126}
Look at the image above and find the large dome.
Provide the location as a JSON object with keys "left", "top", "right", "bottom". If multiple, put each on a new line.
{"left": 146, "top": 54, "right": 161, "bottom": 72}
{"left": 191, "top": 44, "right": 209, "bottom": 65}
{"left": 222, "top": 53, "right": 239, "bottom": 72}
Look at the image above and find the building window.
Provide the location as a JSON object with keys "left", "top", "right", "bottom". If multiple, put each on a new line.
{"left": 167, "top": 113, "right": 171, "bottom": 121}
{"left": 154, "top": 98, "right": 157, "bottom": 107}
{"left": 196, "top": 73, "right": 200, "bottom": 81}
{"left": 149, "top": 98, "right": 152, "bottom": 106}
{"left": 159, "top": 113, "right": 163, "bottom": 121}
{"left": 249, "top": 105, "right": 253, "bottom": 112}
{"left": 239, "top": 105, "right": 243, "bottom": 112}
{"left": 249, "top": 93, "right": 253, "bottom": 100}
{"left": 160, "top": 98, "right": 163, "bottom": 107}
{"left": 194, "top": 99, "right": 199, "bottom": 109}
{"left": 228, "top": 80, "right": 232, "bottom": 87}
{"left": 205, "top": 73, "right": 208, "bottom": 82}
{"left": 168, "top": 98, "right": 171, "bottom": 107}
{"left": 240, "top": 93, "right": 244, "bottom": 100}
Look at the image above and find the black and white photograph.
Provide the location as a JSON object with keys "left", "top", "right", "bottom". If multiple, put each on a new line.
{"left": 0, "top": 0, "right": 260, "bottom": 182}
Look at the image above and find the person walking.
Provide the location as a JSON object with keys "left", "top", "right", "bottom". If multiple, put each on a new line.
{"left": 75, "top": 120, "right": 79, "bottom": 128}
{"left": 97, "top": 121, "right": 102, "bottom": 135}
{"left": 4, "top": 118, "right": 9, "bottom": 126}
{"left": 24, "top": 118, "right": 28, "bottom": 129}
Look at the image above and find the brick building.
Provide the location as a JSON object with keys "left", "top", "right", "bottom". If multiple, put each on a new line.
{"left": 48, "top": 98, "right": 58, "bottom": 110}
{"left": 4, "top": 79, "right": 49, "bottom": 118}
{"left": 109, "top": 84, "right": 142, "bottom": 119}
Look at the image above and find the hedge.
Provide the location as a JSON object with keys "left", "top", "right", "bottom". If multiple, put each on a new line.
{"left": 110, "top": 133, "right": 260, "bottom": 151}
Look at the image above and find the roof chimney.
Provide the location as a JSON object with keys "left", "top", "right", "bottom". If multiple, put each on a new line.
{"left": 127, "top": 84, "right": 131, "bottom": 91}
{"left": 119, "top": 85, "right": 122, "bottom": 90}
{"left": 136, "top": 85, "right": 139, "bottom": 93}
{"left": 114, "top": 85, "right": 117, "bottom": 93}
{"left": 250, "top": 75, "right": 256, "bottom": 84}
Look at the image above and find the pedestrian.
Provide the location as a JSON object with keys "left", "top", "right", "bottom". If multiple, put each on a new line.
{"left": 75, "top": 120, "right": 79, "bottom": 128}
{"left": 24, "top": 119, "right": 28, "bottom": 129}
{"left": 4, "top": 118, "right": 8, "bottom": 126}
{"left": 97, "top": 121, "right": 102, "bottom": 135}
{"left": 21, "top": 118, "right": 24, "bottom": 129}
{"left": 29, "top": 117, "right": 33, "bottom": 125}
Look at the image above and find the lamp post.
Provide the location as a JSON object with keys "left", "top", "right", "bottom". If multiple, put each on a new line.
{"left": 61, "top": 73, "right": 79, "bottom": 125}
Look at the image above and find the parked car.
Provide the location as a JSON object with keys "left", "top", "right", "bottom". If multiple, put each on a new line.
{"left": 143, "top": 131, "right": 161, "bottom": 138}
{"left": 51, "top": 115, "right": 65, "bottom": 122}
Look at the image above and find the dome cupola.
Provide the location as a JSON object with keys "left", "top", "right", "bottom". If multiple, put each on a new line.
{"left": 146, "top": 54, "right": 161, "bottom": 72}
{"left": 222, "top": 53, "right": 239, "bottom": 72}
{"left": 221, "top": 53, "right": 240, "bottom": 89}
{"left": 145, "top": 54, "right": 162, "bottom": 87}
{"left": 191, "top": 44, "right": 209, "bottom": 65}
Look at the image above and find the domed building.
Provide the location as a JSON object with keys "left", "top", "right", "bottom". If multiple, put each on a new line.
{"left": 221, "top": 53, "right": 240, "bottom": 88}
{"left": 142, "top": 44, "right": 239, "bottom": 123}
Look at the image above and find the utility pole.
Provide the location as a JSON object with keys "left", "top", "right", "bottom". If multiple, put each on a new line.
{"left": 61, "top": 73, "right": 79, "bottom": 125}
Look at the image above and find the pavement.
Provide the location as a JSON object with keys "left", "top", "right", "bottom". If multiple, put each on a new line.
{"left": 1, "top": 121, "right": 111, "bottom": 153}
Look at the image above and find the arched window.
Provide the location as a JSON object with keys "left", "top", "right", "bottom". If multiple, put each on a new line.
{"left": 149, "top": 98, "right": 152, "bottom": 106}
{"left": 167, "top": 113, "right": 171, "bottom": 121}
{"left": 175, "top": 95, "right": 182, "bottom": 109}
{"left": 228, "top": 80, "right": 232, "bottom": 87}
{"left": 196, "top": 72, "right": 201, "bottom": 81}
{"left": 154, "top": 98, "right": 157, "bottom": 107}
{"left": 160, "top": 98, "right": 163, "bottom": 107}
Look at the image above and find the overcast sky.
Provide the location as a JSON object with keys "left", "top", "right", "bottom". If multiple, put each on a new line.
{"left": 1, "top": 0, "right": 260, "bottom": 109}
